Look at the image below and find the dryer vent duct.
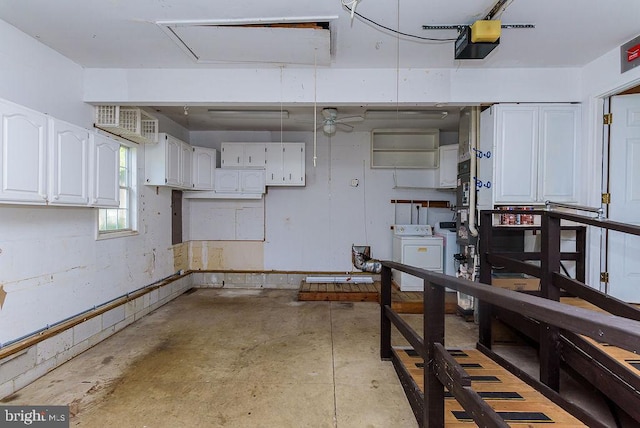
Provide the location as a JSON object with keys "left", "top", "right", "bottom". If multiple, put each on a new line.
{"left": 352, "top": 245, "right": 382, "bottom": 274}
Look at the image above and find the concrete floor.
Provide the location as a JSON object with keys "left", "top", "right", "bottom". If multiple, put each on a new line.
{"left": 1, "top": 288, "right": 616, "bottom": 427}
{"left": 6, "top": 288, "right": 473, "bottom": 427}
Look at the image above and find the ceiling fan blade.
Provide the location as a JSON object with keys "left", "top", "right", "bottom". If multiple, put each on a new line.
{"left": 335, "top": 115, "right": 364, "bottom": 124}
{"left": 336, "top": 122, "right": 354, "bottom": 132}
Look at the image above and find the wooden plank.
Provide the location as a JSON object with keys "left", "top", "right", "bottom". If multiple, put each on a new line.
{"left": 395, "top": 347, "right": 587, "bottom": 427}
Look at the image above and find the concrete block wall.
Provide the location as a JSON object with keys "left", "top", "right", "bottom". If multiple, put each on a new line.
{"left": 0, "top": 275, "right": 192, "bottom": 399}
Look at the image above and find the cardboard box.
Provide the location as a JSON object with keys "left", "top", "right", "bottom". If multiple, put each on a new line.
{"left": 491, "top": 275, "right": 540, "bottom": 291}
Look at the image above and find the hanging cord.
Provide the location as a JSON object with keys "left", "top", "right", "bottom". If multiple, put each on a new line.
{"left": 279, "top": 66, "right": 284, "bottom": 146}
{"left": 313, "top": 49, "right": 318, "bottom": 167}
{"left": 342, "top": 4, "right": 456, "bottom": 42}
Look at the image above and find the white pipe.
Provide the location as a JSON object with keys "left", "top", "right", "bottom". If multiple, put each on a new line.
{"left": 468, "top": 107, "right": 479, "bottom": 237}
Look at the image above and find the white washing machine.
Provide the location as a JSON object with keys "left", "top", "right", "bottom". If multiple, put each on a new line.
{"left": 392, "top": 224, "right": 444, "bottom": 291}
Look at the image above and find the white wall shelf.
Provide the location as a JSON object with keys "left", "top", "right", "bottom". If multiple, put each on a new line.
{"left": 371, "top": 128, "right": 440, "bottom": 169}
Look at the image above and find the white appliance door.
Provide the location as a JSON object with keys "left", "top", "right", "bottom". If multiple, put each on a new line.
{"left": 403, "top": 241, "right": 443, "bottom": 272}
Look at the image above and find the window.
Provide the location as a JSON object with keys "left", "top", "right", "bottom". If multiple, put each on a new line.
{"left": 98, "top": 144, "right": 137, "bottom": 236}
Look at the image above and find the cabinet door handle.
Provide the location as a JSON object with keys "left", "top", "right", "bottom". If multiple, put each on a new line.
{"left": 271, "top": 173, "right": 274, "bottom": 180}
{"left": 237, "top": 156, "right": 240, "bottom": 164}
{"left": 289, "top": 173, "right": 292, "bottom": 180}
{"left": 249, "top": 156, "right": 252, "bottom": 163}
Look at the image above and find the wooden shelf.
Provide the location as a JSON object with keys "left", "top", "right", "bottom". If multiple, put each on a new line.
{"left": 391, "top": 199, "right": 451, "bottom": 208}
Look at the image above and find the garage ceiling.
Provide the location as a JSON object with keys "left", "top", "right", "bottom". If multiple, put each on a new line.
{"left": 1, "top": 0, "right": 638, "bottom": 132}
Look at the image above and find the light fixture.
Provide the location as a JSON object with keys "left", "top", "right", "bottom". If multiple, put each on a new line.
{"left": 207, "top": 110, "right": 289, "bottom": 119}
{"left": 323, "top": 122, "right": 337, "bottom": 135}
{"left": 364, "top": 110, "right": 448, "bottom": 120}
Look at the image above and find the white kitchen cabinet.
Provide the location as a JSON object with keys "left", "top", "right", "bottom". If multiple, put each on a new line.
{"left": 48, "top": 118, "right": 91, "bottom": 206}
{"left": 192, "top": 146, "right": 218, "bottom": 190}
{"left": 0, "top": 98, "right": 119, "bottom": 207}
{"left": 265, "top": 143, "right": 305, "bottom": 186}
{"left": 478, "top": 103, "right": 580, "bottom": 208}
{"left": 214, "top": 169, "right": 265, "bottom": 194}
{"left": 437, "top": 144, "right": 458, "bottom": 188}
{"left": 145, "top": 132, "right": 186, "bottom": 188}
{"left": 0, "top": 99, "right": 48, "bottom": 204}
{"left": 221, "top": 142, "right": 266, "bottom": 168}
{"left": 90, "top": 133, "right": 120, "bottom": 207}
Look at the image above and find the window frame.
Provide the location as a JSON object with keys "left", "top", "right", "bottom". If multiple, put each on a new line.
{"left": 97, "top": 142, "right": 138, "bottom": 240}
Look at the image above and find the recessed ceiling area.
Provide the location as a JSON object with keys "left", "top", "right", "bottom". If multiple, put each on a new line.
{"left": 147, "top": 105, "right": 463, "bottom": 133}
{"left": 157, "top": 18, "right": 335, "bottom": 65}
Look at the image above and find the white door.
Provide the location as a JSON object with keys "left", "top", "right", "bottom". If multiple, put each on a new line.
{"left": 282, "top": 143, "right": 305, "bottom": 185}
{"left": 493, "top": 105, "right": 539, "bottom": 204}
{"left": 91, "top": 133, "right": 120, "bottom": 207}
{"left": 221, "top": 143, "right": 244, "bottom": 168}
{"left": 181, "top": 142, "right": 193, "bottom": 189}
{"left": 192, "top": 147, "right": 216, "bottom": 190}
{"left": 608, "top": 94, "right": 640, "bottom": 302}
{"left": 165, "top": 135, "right": 182, "bottom": 186}
{"left": 244, "top": 143, "right": 266, "bottom": 168}
{"left": 265, "top": 143, "right": 283, "bottom": 185}
{"left": 215, "top": 169, "right": 240, "bottom": 192}
{"left": 240, "top": 170, "right": 265, "bottom": 193}
{"left": 0, "top": 100, "right": 48, "bottom": 203}
{"left": 539, "top": 105, "right": 580, "bottom": 203}
{"left": 49, "top": 119, "right": 90, "bottom": 205}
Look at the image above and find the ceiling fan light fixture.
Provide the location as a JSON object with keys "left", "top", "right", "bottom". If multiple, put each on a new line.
{"left": 364, "top": 110, "right": 448, "bottom": 120}
{"left": 207, "top": 109, "right": 289, "bottom": 119}
{"left": 323, "top": 122, "right": 337, "bottom": 135}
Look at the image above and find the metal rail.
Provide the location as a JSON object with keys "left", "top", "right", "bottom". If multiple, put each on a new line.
{"left": 381, "top": 209, "right": 640, "bottom": 427}
{"left": 545, "top": 200, "right": 605, "bottom": 219}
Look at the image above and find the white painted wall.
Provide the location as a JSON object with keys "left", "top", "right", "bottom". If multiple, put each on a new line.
{"left": 2, "top": 14, "right": 639, "bottom": 345}
{"left": 579, "top": 44, "right": 640, "bottom": 289}
{"left": 0, "top": 20, "right": 180, "bottom": 345}
{"left": 0, "top": 20, "right": 92, "bottom": 127}
{"left": 188, "top": 130, "right": 456, "bottom": 271}
{"left": 83, "top": 67, "right": 582, "bottom": 106}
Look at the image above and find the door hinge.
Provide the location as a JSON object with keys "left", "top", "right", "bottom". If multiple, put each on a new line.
{"left": 603, "top": 113, "right": 613, "bottom": 125}
{"left": 600, "top": 271, "right": 609, "bottom": 283}
{"left": 601, "top": 193, "right": 611, "bottom": 204}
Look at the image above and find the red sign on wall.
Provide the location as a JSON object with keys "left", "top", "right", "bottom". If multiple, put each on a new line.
{"left": 621, "top": 35, "right": 640, "bottom": 73}
{"left": 628, "top": 44, "right": 640, "bottom": 62}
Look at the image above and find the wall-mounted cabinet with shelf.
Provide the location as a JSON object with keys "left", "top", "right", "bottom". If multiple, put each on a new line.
{"left": 371, "top": 129, "right": 440, "bottom": 169}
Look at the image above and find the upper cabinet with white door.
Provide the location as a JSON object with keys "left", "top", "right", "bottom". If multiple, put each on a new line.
{"left": 48, "top": 118, "right": 91, "bottom": 206}
{"left": 145, "top": 132, "right": 191, "bottom": 188}
{"left": 221, "top": 142, "right": 266, "bottom": 168}
{"left": 90, "top": 132, "right": 120, "bottom": 207}
{"left": 478, "top": 103, "right": 580, "bottom": 207}
{"left": 437, "top": 144, "right": 458, "bottom": 189}
{"left": 265, "top": 143, "right": 305, "bottom": 186}
{"left": 191, "top": 146, "right": 218, "bottom": 190}
{"left": 0, "top": 99, "right": 48, "bottom": 204}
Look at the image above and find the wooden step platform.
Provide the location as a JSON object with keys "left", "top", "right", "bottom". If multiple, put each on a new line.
{"left": 297, "top": 281, "right": 457, "bottom": 314}
{"left": 395, "top": 347, "right": 586, "bottom": 427}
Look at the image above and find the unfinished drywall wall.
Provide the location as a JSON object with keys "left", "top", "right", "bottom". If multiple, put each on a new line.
{"left": 0, "top": 20, "right": 185, "bottom": 346}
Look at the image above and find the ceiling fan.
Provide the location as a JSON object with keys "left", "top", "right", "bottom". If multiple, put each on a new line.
{"left": 302, "top": 108, "right": 364, "bottom": 135}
